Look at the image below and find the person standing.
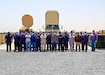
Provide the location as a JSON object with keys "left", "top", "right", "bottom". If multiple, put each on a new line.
{"left": 58, "top": 32, "right": 63, "bottom": 52}
{"left": 5, "top": 32, "right": 13, "bottom": 52}
{"left": 40, "top": 32, "right": 46, "bottom": 52}
{"left": 25, "top": 32, "right": 31, "bottom": 52}
{"left": 89, "top": 30, "right": 98, "bottom": 52}
{"left": 17, "top": 31, "right": 22, "bottom": 52}
{"left": 75, "top": 32, "right": 82, "bottom": 52}
{"left": 21, "top": 33, "right": 26, "bottom": 51}
{"left": 46, "top": 32, "right": 51, "bottom": 51}
{"left": 14, "top": 32, "right": 18, "bottom": 52}
{"left": 31, "top": 32, "right": 36, "bottom": 51}
{"left": 36, "top": 32, "right": 41, "bottom": 52}
{"left": 64, "top": 32, "right": 69, "bottom": 51}
{"left": 82, "top": 32, "right": 89, "bottom": 52}
{"left": 51, "top": 33, "right": 58, "bottom": 52}
{"left": 61, "top": 34, "right": 65, "bottom": 52}
{"left": 80, "top": 32, "right": 84, "bottom": 50}
{"left": 68, "top": 31, "right": 75, "bottom": 52}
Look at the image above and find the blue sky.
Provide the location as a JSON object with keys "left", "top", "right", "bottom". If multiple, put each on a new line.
{"left": 0, "top": 0, "right": 105, "bottom": 32}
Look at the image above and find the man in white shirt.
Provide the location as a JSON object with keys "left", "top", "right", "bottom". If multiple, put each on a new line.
{"left": 25, "top": 33, "right": 31, "bottom": 52}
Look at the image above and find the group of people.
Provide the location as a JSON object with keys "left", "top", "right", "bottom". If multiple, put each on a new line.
{"left": 5, "top": 30, "right": 98, "bottom": 52}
